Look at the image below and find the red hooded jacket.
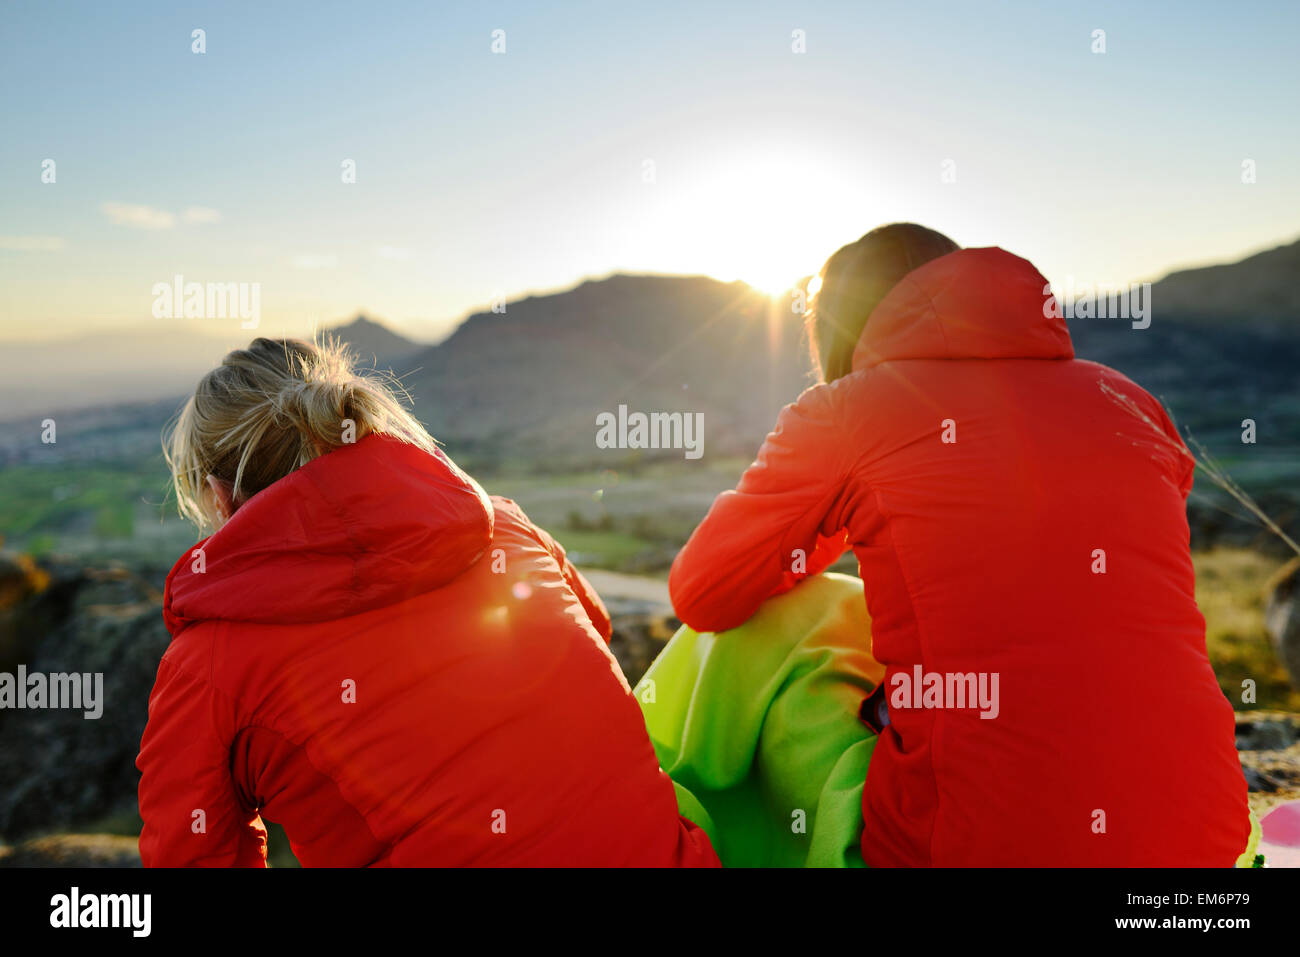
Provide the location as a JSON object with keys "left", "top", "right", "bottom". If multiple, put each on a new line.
{"left": 670, "top": 247, "right": 1250, "bottom": 866}
{"left": 137, "top": 435, "right": 717, "bottom": 867}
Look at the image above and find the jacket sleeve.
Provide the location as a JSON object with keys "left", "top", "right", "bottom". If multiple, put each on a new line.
{"left": 136, "top": 656, "right": 268, "bottom": 867}
{"left": 1151, "top": 399, "right": 1197, "bottom": 498}
{"left": 560, "top": 563, "right": 613, "bottom": 643}
{"left": 492, "top": 495, "right": 613, "bottom": 642}
{"left": 670, "top": 383, "right": 852, "bottom": 634}
{"left": 1103, "top": 370, "right": 1197, "bottom": 499}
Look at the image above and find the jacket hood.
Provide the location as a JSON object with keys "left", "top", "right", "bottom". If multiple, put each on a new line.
{"left": 851, "top": 246, "right": 1073, "bottom": 371}
{"left": 163, "top": 434, "right": 494, "bottom": 635}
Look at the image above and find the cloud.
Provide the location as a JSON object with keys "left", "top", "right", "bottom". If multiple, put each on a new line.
{"left": 0, "top": 236, "right": 65, "bottom": 252}
{"left": 182, "top": 206, "right": 222, "bottom": 225}
{"left": 375, "top": 245, "right": 414, "bottom": 262}
{"left": 101, "top": 202, "right": 175, "bottom": 230}
{"left": 291, "top": 254, "right": 338, "bottom": 270}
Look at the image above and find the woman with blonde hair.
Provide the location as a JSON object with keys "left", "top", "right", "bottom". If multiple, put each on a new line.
{"left": 136, "top": 337, "right": 717, "bottom": 867}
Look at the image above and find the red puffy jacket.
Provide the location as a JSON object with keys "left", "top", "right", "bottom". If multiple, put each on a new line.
{"left": 670, "top": 247, "right": 1250, "bottom": 866}
{"left": 137, "top": 435, "right": 717, "bottom": 867}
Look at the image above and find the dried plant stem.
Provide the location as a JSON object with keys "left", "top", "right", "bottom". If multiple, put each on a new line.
{"left": 1185, "top": 433, "right": 1300, "bottom": 559}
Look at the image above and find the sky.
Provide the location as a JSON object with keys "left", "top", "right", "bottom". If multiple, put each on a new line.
{"left": 1, "top": 0, "right": 1298, "bottom": 343}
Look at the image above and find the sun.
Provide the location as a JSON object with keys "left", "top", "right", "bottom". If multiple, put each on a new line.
{"left": 742, "top": 270, "right": 802, "bottom": 297}
{"left": 666, "top": 153, "right": 856, "bottom": 299}
{"left": 708, "top": 214, "right": 821, "bottom": 297}
{"left": 705, "top": 204, "right": 820, "bottom": 297}
{"left": 634, "top": 147, "right": 870, "bottom": 303}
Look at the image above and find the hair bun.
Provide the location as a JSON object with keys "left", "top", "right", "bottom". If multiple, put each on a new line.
{"left": 165, "top": 336, "right": 437, "bottom": 528}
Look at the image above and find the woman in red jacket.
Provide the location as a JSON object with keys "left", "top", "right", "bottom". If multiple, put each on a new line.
{"left": 137, "top": 337, "right": 718, "bottom": 867}
{"left": 668, "top": 223, "right": 1253, "bottom": 866}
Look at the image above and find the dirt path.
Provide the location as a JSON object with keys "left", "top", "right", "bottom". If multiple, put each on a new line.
{"left": 583, "top": 568, "right": 671, "bottom": 610}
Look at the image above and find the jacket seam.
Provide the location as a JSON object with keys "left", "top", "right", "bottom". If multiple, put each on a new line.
{"left": 236, "top": 723, "right": 390, "bottom": 864}
{"left": 152, "top": 651, "right": 252, "bottom": 867}
{"left": 868, "top": 483, "right": 943, "bottom": 867}
{"left": 918, "top": 269, "right": 957, "bottom": 357}
{"left": 154, "top": 653, "right": 386, "bottom": 866}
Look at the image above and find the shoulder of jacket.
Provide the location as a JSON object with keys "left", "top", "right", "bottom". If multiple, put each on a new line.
{"left": 486, "top": 495, "right": 526, "bottom": 522}
{"left": 159, "top": 618, "right": 235, "bottom": 691}
{"left": 780, "top": 373, "right": 877, "bottom": 434}
{"left": 787, "top": 377, "right": 850, "bottom": 415}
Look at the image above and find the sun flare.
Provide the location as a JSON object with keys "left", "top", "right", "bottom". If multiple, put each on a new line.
{"left": 660, "top": 151, "right": 865, "bottom": 301}
{"left": 742, "top": 270, "right": 802, "bottom": 297}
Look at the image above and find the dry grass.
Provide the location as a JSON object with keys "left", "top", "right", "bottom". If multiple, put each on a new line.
{"left": 1195, "top": 547, "right": 1300, "bottom": 712}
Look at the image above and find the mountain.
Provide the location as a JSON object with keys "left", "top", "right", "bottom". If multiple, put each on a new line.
{"left": 389, "top": 240, "right": 1300, "bottom": 467}
{"left": 1065, "top": 235, "right": 1300, "bottom": 450}
{"left": 398, "top": 274, "right": 815, "bottom": 467}
{"left": 3, "top": 235, "right": 1293, "bottom": 430}
{"left": 327, "top": 315, "right": 424, "bottom": 367}
{"left": 0, "top": 280, "right": 814, "bottom": 473}
{"left": 1147, "top": 236, "right": 1300, "bottom": 323}
{"left": 0, "top": 317, "right": 425, "bottom": 421}
{"left": 0, "top": 242, "right": 1297, "bottom": 560}
{"left": 3, "top": 234, "right": 1298, "bottom": 476}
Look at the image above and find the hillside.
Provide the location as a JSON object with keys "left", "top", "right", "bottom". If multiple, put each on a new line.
{"left": 397, "top": 275, "right": 813, "bottom": 467}
{"left": 1064, "top": 237, "right": 1300, "bottom": 532}
{"left": 3, "top": 235, "right": 1295, "bottom": 448}
{"left": 1146, "top": 236, "right": 1300, "bottom": 322}
{"left": 327, "top": 315, "right": 425, "bottom": 367}
{"left": 386, "top": 238, "right": 1300, "bottom": 468}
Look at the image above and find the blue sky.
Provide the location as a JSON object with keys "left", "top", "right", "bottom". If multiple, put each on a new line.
{"left": 1, "top": 0, "right": 1297, "bottom": 341}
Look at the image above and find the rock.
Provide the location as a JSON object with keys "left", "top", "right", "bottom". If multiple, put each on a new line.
{"left": 0, "top": 834, "right": 140, "bottom": 868}
{"left": 582, "top": 569, "right": 680, "bottom": 685}
{"left": 0, "top": 551, "right": 62, "bottom": 675}
{"left": 1243, "top": 766, "right": 1278, "bottom": 792}
{"left": 609, "top": 612, "right": 680, "bottom": 687}
{"left": 0, "top": 554, "right": 171, "bottom": 840}
{"left": 1236, "top": 711, "right": 1300, "bottom": 819}
{"left": 1236, "top": 716, "right": 1298, "bottom": 751}
{"left": 1265, "top": 556, "right": 1300, "bottom": 690}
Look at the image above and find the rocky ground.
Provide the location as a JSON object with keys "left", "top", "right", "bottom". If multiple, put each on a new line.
{"left": 1236, "top": 711, "right": 1300, "bottom": 817}
{"left": 1, "top": 554, "right": 1297, "bottom": 866}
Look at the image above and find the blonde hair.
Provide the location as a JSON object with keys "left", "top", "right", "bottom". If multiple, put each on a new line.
{"left": 164, "top": 336, "right": 437, "bottom": 529}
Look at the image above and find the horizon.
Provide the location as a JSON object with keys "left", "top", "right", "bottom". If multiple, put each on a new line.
{"left": 4, "top": 0, "right": 1300, "bottom": 344}
{"left": 3, "top": 227, "right": 1296, "bottom": 349}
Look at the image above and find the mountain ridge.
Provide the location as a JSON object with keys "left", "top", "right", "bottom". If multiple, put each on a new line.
{"left": 1145, "top": 235, "right": 1300, "bottom": 322}
{"left": 1, "top": 235, "right": 1295, "bottom": 442}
